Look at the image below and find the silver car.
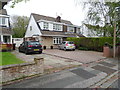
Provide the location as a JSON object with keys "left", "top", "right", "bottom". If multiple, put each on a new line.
{"left": 58, "top": 41, "right": 75, "bottom": 51}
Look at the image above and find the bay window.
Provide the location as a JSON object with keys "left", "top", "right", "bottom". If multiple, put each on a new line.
{"left": 53, "top": 37, "right": 62, "bottom": 44}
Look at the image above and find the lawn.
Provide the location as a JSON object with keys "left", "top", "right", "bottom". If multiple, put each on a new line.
{"left": 0, "top": 52, "right": 25, "bottom": 66}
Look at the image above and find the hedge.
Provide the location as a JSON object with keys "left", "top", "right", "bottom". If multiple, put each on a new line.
{"left": 67, "top": 37, "right": 120, "bottom": 52}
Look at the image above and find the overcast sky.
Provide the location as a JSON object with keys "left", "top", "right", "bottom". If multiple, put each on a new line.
{"left": 4, "top": 0, "right": 88, "bottom": 26}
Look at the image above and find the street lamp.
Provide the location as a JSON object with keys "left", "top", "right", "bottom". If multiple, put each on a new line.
{"left": 113, "top": 7, "right": 120, "bottom": 58}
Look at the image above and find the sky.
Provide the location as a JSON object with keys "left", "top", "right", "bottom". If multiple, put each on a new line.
{"left": 4, "top": 0, "right": 88, "bottom": 26}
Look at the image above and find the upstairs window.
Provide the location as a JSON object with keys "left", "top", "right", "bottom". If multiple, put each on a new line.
{"left": 0, "top": 17, "right": 8, "bottom": 27}
{"left": 76, "top": 28, "right": 81, "bottom": 34}
{"left": 53, "top": 24, "right": 62, "bottom": 31}
{"left": 43, "top": 22, "right": 49, "bottom": 30}
{"left": 67, "top": 26, "right": 74, "bottom": 32}
{"left": 30, "top": 26, "right": 32, "bottom": 31}
{"left": 2, "top": 18, "right": 5, "bottom": 25}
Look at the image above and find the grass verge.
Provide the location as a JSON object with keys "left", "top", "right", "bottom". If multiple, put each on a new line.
{"left": 0, "top": 52, "right": 25, "bottom": 66}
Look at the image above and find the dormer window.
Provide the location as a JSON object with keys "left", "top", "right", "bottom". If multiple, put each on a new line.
{"left": 0, "top": 17, "right": 9, "bottom": 27}
{"left": 67, "top": 26, "right": 74, "bottom": 32}
{"left": 53, "top": 24, "right": 62, "bottom": 31}
{"left": 2, "top": 18, "right": 5, "bottom": 25}
{"left": 43, "top": 22, "right": 49, "bottom": 30}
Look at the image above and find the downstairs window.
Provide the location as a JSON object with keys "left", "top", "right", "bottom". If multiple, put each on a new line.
{"left": 53, "top": 37, "right": 62, "bottom": 44}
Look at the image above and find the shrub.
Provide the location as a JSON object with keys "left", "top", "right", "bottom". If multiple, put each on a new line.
{"left": 67, "top": 37, "right": 119, "bottom": 52}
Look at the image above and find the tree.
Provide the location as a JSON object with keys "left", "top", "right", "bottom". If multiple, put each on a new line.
{"left": 11, "top": 15, "right": 29, "bottom": 38}
{"left": 11, "top": 0, "right": 30, "bottom": 8}
{"left": 80, "top": 0, "right": 120, "bottom": 37}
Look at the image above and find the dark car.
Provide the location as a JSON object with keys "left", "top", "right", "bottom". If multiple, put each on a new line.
{"left": 19, "top": 41, "right": 42, "bottom": 54}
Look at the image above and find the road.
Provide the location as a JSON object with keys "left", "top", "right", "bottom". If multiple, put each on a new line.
{"left": 3, "top": 58, "right": 119, "bottom": 89}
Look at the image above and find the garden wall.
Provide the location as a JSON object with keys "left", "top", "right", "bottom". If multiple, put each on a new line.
{"left": 0, "top": 58, "right": 44, "bottom": 83}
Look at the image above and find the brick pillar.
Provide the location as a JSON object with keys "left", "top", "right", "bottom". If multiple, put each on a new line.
{"left": 103, "top": 46, "right": 113, "bottom": 57}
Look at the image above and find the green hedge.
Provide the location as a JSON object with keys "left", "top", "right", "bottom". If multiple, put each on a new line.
{"left": 67, "top": 37, "right": 120, "bottom": 52}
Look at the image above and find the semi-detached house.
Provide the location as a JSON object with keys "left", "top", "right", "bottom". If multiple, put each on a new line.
{"left": 25, "top": 13, "right": 84, "bottom": 49}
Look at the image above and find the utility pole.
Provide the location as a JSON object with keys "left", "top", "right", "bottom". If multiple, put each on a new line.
{"left": 113, "top": 18, "right": 116, "bottom": 58}
{"left": 113, "top": 7, "right": 120, "bottom": 58}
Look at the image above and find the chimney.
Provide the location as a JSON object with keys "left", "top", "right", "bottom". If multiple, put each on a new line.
{"left": 56, "top": 16, "right": 61, "bottom": 22}
{"left": 0, "top": 0, "right": 11, "bottom": 9}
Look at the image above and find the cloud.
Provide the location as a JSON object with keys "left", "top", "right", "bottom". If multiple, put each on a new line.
{"left": 4, "top": 0, "right": 86, "bottom": 26}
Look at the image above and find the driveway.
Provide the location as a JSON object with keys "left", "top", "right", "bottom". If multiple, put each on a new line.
{"left": 43, "top": 49, "right": 106, "bottom": 64}
{"left": 12, "top": 50, "right": 82, "bottom": 74}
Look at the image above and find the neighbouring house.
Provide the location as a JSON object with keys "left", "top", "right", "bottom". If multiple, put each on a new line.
{"left": 0, "top": 0, "right": 13, "bottom": 51}
{"left": 25, "top": 13, "right": 84, "bottom": 49}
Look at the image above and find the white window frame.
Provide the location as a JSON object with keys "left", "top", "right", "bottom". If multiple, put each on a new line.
{"left": 43, "top": 22, "right": 49, "bottom": 30}
{"left": 0, "top": 17, "right": 9, "bottom": 27}
{"left": 67, "top": 26, "right": 74, "bottom": 32}
{"left": 53, "top": 24, "right": 62, "bottom": 31}
{"left": 76, "top": 28, "right": 81, "bottom": 34}
{"left": 53, "top": 37, "right": 62, "bottom": 44}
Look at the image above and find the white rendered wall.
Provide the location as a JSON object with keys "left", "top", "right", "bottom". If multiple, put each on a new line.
{"left": 25, "top": 15, "right": 42, "bottom": 37}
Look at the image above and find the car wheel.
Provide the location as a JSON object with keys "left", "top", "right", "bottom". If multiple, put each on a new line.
{"left": 25, "top": 50, "right": 28, "bottom": 55}
{"left": 73, "top": 49, "right": 75, "bottom": 51}
{"left": 39, "top": 51, "right": 42, "bottom": 54}
{"left": 18, "top": 48, "right": 21, "bottom": 52}
{"left": 64, "top": 48, "right": 67, "bottom": 51}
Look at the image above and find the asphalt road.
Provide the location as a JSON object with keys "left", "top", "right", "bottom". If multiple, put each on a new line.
{"left": 2, "top": 58, "right": 119, "bottom": 89}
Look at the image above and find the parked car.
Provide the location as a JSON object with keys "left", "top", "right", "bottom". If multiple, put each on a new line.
{"left": 58, "top": 41, "right": 75, "bottom": 51}
{"left": 19, "top": 41, "right": 42, "bottom": 54}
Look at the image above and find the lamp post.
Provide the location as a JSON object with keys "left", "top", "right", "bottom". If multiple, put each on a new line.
{"left": 113, "top": 7, "right": 120, "bottom": 58}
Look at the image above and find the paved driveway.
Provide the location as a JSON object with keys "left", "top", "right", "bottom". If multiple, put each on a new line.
{"left": 43, "top": 49, "right": 106, "bottom": 64}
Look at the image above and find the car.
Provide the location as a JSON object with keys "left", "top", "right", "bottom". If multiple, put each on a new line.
{"left": 19, "top": 41, "right": 42, "bottom": 54}
{"left": 58, "top": 41, "right": 75, "bottom": 51}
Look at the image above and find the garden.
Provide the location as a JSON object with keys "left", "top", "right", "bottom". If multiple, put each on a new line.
{"left": 0, "top": 52, "right": 25, "bottom": 66}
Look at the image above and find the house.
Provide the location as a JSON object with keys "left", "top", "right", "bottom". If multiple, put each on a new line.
{"left": 0, "top": 0, "right": 13, "bottom": 51}
{"left": 25, "top": 13, "right": 84, "bottom": 49}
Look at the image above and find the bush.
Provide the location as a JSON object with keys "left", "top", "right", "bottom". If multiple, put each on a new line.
{"left": 67, "top": 37, "right": 119, "bottom": 52}
{"left": 78, "top": 47, "right": 88, "bottom": 51}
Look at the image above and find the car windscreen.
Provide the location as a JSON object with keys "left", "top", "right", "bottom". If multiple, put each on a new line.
{"left": 28, "top": 42, "right": 40, "bottom": 45}
{"left": 67, "top": 42, "right": 74, "bottom": 44}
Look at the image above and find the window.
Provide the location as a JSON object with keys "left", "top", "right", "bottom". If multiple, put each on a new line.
{"left": 53, "top": 37, "right": 62, "bottom": 44}
{"left": 30, "top": 26, "right": 32, "bottom": 31}
{"left": 0, "top": 17, "right": 8, "bottom": 27}
{"left": 3, "top": 36, "right": 10, "bottom": 44}
{"left": 76, "top": 28, "right": 81, "bottom": 34}
{"left": 2, "top": 18, "right": 5, "bottom": 25}
{"left": 43, "top": 22, "right": 49, "bottom": 29}
{"left": 53, "top": 24, "right": 62, "bottom": 31}
{"left": 67, "top": 26, "right": 74, "bottom": 32}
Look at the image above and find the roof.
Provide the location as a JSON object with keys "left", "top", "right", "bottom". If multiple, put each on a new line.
{"left": 0, "top": 9, "right": 7, "bottom": 15}
{"left": 0, "top": 0, "right": 11, "bottom": 2}
{"left": 0, "top": 27, "right": 13, "bottom": 35}
{"left": 31, "top": 13, "right": 73, "bottom": 25}
{"left": 41, "top": 31, "right": 84, "bottom": 37}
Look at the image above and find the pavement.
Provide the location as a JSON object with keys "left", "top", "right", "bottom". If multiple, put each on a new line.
{"left": 2, "top": 58, "right": 119, "bottom": 89}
